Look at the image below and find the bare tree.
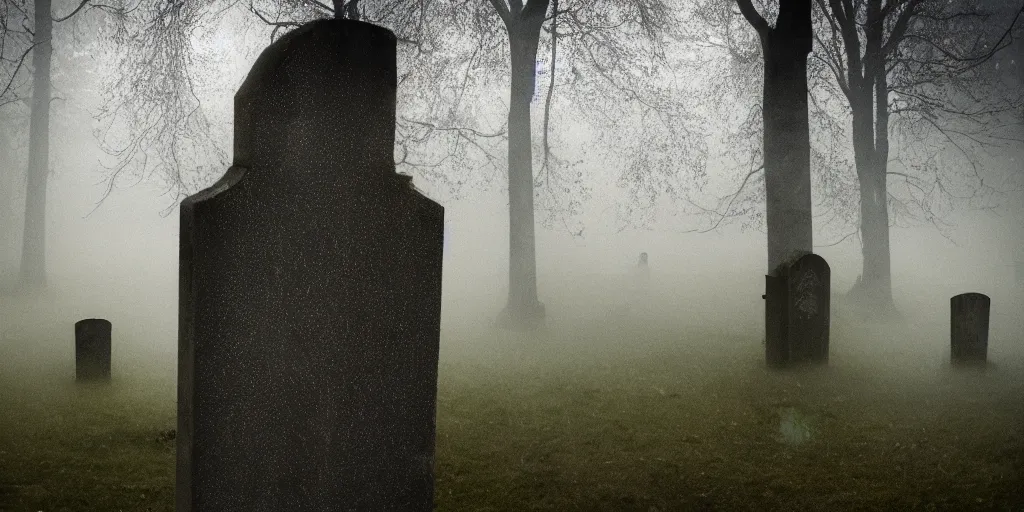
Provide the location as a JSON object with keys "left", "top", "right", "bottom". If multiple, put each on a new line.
{"left": 484, "top": 0, "right": 680, "bottom": 327}
{"left": 678, "top": 1, "right": 819, "bottom": 274}
{"left": 17, "top": 0, "right": 52, "bottom": 289}
{"left": 0, "top": 0, "right": 120, "bottom": 290}
{"left": 810, "top": 0, "right": 1023, "bottom": 312}
{"left": 98, "top": 0, "right": 683, "bottom": 330}
{"left": 681, "top": 1, "right": 856, "bottom": 246}
{"left": 0, "top": 2, "right": 31, "bottom": 281}
{"left": 0, "top": 109, "right": 28, "bottom": 282}
{"left": 549, "top": 3, "right": 708, "bottom": 236}
{"left": 733, "top": 0, "right": 815, "bottom": 276}
{"left": 691, "top": 0, "right": 1024, "bottom": 315}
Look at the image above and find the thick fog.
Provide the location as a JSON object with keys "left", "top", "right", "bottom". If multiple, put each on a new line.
{"left": 0, "top": 4, "right": 1020, "bottom": 389}
{"left": 4, "top": 138, "right": 1022, "bottom": 376}
{"left": 1, "top": 3, "right": 1023, "bottom": 510}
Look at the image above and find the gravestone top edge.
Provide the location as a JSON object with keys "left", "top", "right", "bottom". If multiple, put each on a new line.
{"left": 793, "top": 253, "right": 829, "bottom": 267}
{"left": 771, "top": 252, "right": 830, "bottom": 276}
{"left": 223, "top": 17, "right": 402, "bottom": 197}
{"left": 75, "top": 318, "right": 111, "bottom": 326}
{"left": 398, "top": 173, "right": 444, "bottom": 209}
{"left": 235, "top": 18, "right": 397, "bottom": 107}
{"left": 180, "top": 166, "right": 247, "bottom": 211}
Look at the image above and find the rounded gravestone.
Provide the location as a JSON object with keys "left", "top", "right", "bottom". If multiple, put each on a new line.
{"left": 75, "top": 318, "right": 112, "bottom": 382}
{"left": 950, "top": 292, "right": 990, "bottom": 366}
{"left": 765, "top": 253, "right": 830, "bottom": 368}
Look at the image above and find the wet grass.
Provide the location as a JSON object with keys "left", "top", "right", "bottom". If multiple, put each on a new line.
{"left": 1, "top": 313, "right": 1022, "bottom": 511}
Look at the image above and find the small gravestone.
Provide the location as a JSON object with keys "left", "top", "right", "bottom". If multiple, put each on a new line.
{"left": 177, "top": 20, "right": 444, "bottom": 512}
{"left": 950, "top": 292, "right": 990, "bottom": 366}
{"left": 74, "top": 319, "right": 111, "bottom": 382}
{"left": 764, "top": 253, "right": 830, "bottom": 367}
{"left": 786, "top": 253, "right": 830, "bottom": 363}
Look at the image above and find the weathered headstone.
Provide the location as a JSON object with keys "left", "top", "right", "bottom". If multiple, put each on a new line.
{"left": 177, "top": 19, "right": 444, "bottom": 512}
{"left": 786, "top": 253, "right": 830, "bottom": 363}
{"left": 74, "top": 318, "right": 111, "bottom": 382}
{"left": 950, "top": 292, "right": 990, "bottom": 366}
{"left": 764, "top": 253, "right": 830, "bottom": 367}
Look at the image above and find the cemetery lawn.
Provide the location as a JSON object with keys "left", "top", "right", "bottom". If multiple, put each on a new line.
{"left": 2, "top": 318, "right": 1023, "bottom": 511}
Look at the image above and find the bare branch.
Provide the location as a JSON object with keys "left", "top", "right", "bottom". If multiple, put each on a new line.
{"left": 53, "top": 0, "right": 93, "bottom": 23}
{"left": 488, "top": 0, "right": 511, "bottom": 26}
{"left": 735, "top": 0, "right": 769, "bottom": 36}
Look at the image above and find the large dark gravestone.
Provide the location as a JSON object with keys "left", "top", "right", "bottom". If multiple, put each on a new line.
{"left": 74, "top": 318, "right": 111, "bottom": 382}
{"left": 950, "top": 292, "right": 990, "bottom": 366}
{"left": 764, "top": 253, "right": 830, "bottom": 367}
{"left": 177, "top": 20, "right": 444, "bottom": 512}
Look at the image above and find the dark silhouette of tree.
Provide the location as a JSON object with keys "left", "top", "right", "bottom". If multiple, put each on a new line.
{"left": 691, "top": 0, "right": 1024, "bottom": 316}
{"left": 734, "top": 0, "right": 815, "bottom": 276}
{"left": 16, "top": 0, "right": 54, "bottom": 289}
{"left": 1, "top": 0, "right": 118, "bottom": 290}
{"left": 811, "top": 0, "right": 1023, "bottom": 313}
{"left": 0, "top": 19, "right": 30, "bottom": 281}
{"left": 0, "top": 112, "right": 27, "bottom": 282}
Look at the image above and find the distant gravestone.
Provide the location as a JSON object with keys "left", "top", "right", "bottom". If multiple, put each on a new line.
{"left": 177, "top": 19, "right": 444, "bottom": 512}
{"left": 74, "top": 318, "right": 111, "bottom": 382}
{"left": 764, "top": 253, "right": 830, "bottom": 367}
{"left": 950, "top": 292, "right": 990, "bottom": 366}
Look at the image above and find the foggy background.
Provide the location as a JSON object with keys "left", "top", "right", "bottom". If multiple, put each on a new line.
{"left": 1, "top": 2, "right": 1022, "bottom": 382}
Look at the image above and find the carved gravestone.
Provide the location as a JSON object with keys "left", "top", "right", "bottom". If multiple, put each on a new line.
{"left": 764, "top": 253, "right": 830, "bottom": 367}
{"left": 786, "top": 254, "right": 830, "bottom": 363}
{"left": 950, "top": 292, "right": 990, "bottom": 366}
{"left": 74, "top": 318, "right": 111, "bottom": 382}
{"left": 177, "top": 20, "right": 444, "bottom": 512}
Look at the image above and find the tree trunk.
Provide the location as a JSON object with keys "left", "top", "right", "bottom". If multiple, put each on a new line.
{"left": 19, "top": 0, "right": 52, "bottom": 289}
{"left": 855, "top": 164, "right": 893, "bottom": 306}
{"left": 755, "top": 0, "right": 815, "bottom": 368}
{"left": 497, "top": 16, "right": 546, "bottom": 329}
{"left": 848, "top": 110, "right": 895, "bottom": 312}
{"left": 761, "top": 10, "right": 814, "bottom": 275}
{"left": 0, "top": 128, "right": 16, "bottom": 281}
{"left": 847, "top": 36, "right": 897, "bottom": 315}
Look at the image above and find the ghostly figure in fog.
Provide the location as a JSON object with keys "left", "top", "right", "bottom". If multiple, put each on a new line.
{"left": 622, "top": 251, "right": 649, "bottom": 314}
{"left": 635, "top": 252, "right": 650, "bottom": 289}
{"left": 616, "top": 252, "right": 652, "bottom": 316}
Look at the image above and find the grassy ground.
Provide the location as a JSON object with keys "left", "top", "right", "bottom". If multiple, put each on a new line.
{"left": 1, "top": 297, "right": 1023, "bottom": 511}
